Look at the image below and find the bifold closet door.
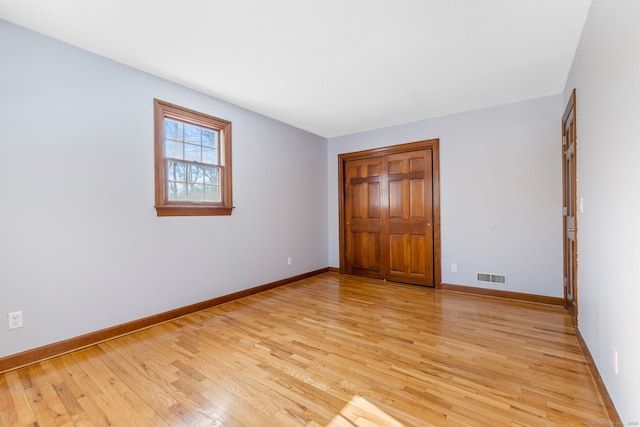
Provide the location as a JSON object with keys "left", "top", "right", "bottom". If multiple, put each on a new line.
{"left": 344, "top": 148, "right": 435, "bottom": 286}
{"left": 344, "top": 157, "right": 384, "bottom": 279}
{"left": 385, "top": 149, "right": 434, "bottom": 286}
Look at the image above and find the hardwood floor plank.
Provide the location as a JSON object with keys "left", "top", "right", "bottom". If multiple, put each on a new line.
{"left": 0, "top": 272, "right": 612, "bottom": 426}
{"left": 4, "top": 371, "right": 37, "bottom": 425}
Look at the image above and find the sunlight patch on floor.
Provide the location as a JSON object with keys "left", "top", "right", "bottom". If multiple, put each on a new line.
{"left": 327, "top": 395, "right": 404, "bottom": 426}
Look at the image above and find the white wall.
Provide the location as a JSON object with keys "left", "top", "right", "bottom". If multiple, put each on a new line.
{"left": 563, "top": 0, "right": 640, "bottom": 422}
{"left": 328, "top": 95, "right": 563, "bottom": 297}
{"left": 0, "top": 20, "right": 328, "bottom": 358}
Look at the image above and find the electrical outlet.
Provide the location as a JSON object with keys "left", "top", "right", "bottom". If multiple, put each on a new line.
{"left": 8, "top": 311, "right": 23, "bottom": 330}
{"left": 613, "top": 347, "right": 619, "bottom": 375}
{"left": 451, "top": 263, "right": 457, "bottom": 272}
{"left": 287, "top": 256, "right": 292, "bottom": 266}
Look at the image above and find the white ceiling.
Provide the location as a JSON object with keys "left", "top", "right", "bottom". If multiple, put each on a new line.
{"left": 1, "top": 0, "right": 591, "bottom": 137}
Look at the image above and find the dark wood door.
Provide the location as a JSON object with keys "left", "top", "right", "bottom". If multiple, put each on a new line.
{"left": 344, "top": 157, "right": 384, "bottom": 279}
{"left": 385, "top": 150, "right": 434, "bottom": 285}
{"left": 562, "top": 89, "right": 578, "bottom": 326}
{"left": 342, "top": 142, "right": 438, "bottom": 287}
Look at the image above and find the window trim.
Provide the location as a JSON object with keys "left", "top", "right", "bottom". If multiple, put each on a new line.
{"left": 154, "top": 99, "right": 233, "bottom": 216}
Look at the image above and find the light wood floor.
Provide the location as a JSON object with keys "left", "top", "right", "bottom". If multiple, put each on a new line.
{"left": 0, "top": 273, "right": 610, "bottom": 426}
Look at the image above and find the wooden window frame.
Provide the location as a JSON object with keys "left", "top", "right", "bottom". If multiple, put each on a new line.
{"left": 154, "top": 99, "right": 233, "bottom": 216}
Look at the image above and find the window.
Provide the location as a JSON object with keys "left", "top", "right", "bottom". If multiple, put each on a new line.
{"left": 154, "top": 99, "right": 232, "bottom": 216}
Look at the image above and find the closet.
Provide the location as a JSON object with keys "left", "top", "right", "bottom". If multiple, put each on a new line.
{"left": 338, "top": 140, "right": 440, "bottom": 287}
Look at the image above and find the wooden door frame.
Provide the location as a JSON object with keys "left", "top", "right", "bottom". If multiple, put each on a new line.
{"left": 562, "top": 89, "right": 578, "bottom": 326}
{"left": 338, "top": 139, "right": 442, "bottom": 288}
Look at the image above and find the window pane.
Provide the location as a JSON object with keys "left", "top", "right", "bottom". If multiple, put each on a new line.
{"left": 168, "top": 162, "right": 186, "bottom": 182}
{"left": 184, "top": 124, "right": 201, "bottom": 144}
{"left": 202, "top": 147, "right": 217, "bottom": 165}
{"left": 204, "top": 167, "right": 219, "bottom": 184}
{"left": 202, "top": 129, "right": 218, "bottom": 148}
{"left": 165, "top": 119, "right": 183, "bottom": 140}
{"left": 188, "top": 183, "right": 204, "bottom": 201}
{"left": 165, "top": 140, "right": 183, "bottom": 159}
{"left": 184, "top": 143, "right": 201, "bottom": 162}
{"left": 154, "top": 99, "right": 232, "bottom": 215}
{"left": 168, "top": 182, "right": 186, "bottom": 200}
{"left": 205, "top": 184, "right": 220, "bottom": 202}
{"left": 188, "top": 165, "right": 203, "bottom": 183}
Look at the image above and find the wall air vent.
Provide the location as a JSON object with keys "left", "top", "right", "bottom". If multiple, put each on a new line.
{"left": 476, "top": 272, "right": 507, "bottom": 285}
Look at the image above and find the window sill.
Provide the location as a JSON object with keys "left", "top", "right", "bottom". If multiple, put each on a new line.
{"left": 155, "top": 205, "right": 233, "bottom": 217}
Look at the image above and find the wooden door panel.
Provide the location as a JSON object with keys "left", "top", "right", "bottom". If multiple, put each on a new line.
{"left": 345, "top": 158, "right": 383, "bottom": 278}
{"left": 409, "top": 157, "right": 424, "bottom": 172}
{"left": 409, "top": 235, "right": 426, "bottom": 275}
{"left": 389, "top": 233, "right": 428, "bottom": 285}
{"left": 388, "top": 159, "right": 403, "bottom": 174}
{"left": 388, "top": 180, "right": 404, "bottom": 218}
{"left": 384, "top": 150, "right": 434, "bottom": 286}
{"left": 388, "top": 221, "right": 426, "bottom": 235}
{"left": 409, "top": 179, "right": 425, "bottom": 218}
{"left": 389, "top": 234, "right": 405, "bottom": 273}
{"left": 350, "top": 232, "right": 381, "bottom": 275}
{"left": 350, "top": 183, "right": 363, "bottom": 218}
{"left": 388, "top": 234, "right": 427, "bottom": 273}
{"left": 350, "top": 218, "right": 381, "bottom": 232}
{"left": 348, "top": 182, "right": 381, "bottom": 220}
{"left": 341, "top": 140, "right": 439, "bottom": 288}
{"left": 368, "top": 182, "right": 380, "bottom": 218}
{"left": 562, "top": 90, "right": 578, "bottom": 326}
